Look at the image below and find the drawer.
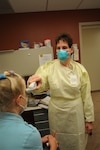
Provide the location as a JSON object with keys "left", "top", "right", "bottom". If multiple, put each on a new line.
{"left": 34, "top": 113, "right": 48, "bottom": 121}
{"left": 35, "top": 120, "right": 49, "bottom": 129}
{"left": 34, "top": 108, "right": 48, "bottom": 122}
{"left": 34, "top": 108, "right": 48, "bottom": 114}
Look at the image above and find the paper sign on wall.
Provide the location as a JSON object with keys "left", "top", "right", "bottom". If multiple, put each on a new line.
{"left": 73, "top": 44, "right": 79, "bottom": 61}
{"left": 39, "top": 54, "right": 52, "bottom": 66}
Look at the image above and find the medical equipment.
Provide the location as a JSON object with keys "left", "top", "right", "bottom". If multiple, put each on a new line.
{"left": 26, "top": 82, "right": 37, "bottom": 94}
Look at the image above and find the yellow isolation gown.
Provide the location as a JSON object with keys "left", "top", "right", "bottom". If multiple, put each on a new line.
{"left": 34, "top": 59, "right": 94, "bottom": 150}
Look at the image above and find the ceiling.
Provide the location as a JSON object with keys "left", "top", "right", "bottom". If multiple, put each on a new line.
{"left": 0, "top": 0, "right": 100, "bottom": 14}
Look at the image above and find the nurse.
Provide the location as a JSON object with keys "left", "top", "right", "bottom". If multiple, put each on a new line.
{"left": 27, "top": 33, "right": 94, "bottom": 150}
{"left": 0, "top": 71, "right": 58, "bottom": 150}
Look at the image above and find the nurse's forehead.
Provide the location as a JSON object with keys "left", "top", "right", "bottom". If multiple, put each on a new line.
{"left": 57, "top": 40, "right": 68, "bottom": 46}
{"left": 56, "top": 41, "right": 69, "bottom": 49}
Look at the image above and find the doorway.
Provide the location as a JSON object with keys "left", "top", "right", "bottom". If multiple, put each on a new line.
{"left": 79, "top": 22, "right": 100, "bottom": 91}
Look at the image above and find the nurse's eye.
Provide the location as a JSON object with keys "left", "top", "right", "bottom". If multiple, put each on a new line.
{"left": 62, "top": 46, "right": 69, "bottom": 49}
{"left": 56, "top": 46, "right": 68, "bottom": 50}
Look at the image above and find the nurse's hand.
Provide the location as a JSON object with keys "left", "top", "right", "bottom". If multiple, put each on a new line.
{"left": 85, "top": 122, "right": 93, "bottom": 135}
{"left": 42, "top": 135, "right": 58, "bottom": 150}
{"left": 27, "top": 75, "right": 42, "bottom": 90}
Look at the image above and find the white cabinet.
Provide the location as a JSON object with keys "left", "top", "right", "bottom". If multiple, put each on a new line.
{"left": 0, "top": 47, "right": 54, "bottom": 76}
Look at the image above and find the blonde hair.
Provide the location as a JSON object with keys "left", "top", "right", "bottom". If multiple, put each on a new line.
{"left": 0, "top": 71, "right": 25, "bottom": 111}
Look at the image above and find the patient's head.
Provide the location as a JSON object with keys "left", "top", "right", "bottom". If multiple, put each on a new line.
{"left": 0, "top": 71, "right": 27, "bottom": 114}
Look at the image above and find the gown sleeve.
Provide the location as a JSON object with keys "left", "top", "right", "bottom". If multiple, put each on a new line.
{"left": 80, "top": 65, "right": 94, "bottom": 122}
{"left": 34, "top": 61, "right": 51, "bottom": 93}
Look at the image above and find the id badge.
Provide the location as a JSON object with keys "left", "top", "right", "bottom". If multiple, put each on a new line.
{"left": 70, "top": 73, "right": 78, "bottom": 86}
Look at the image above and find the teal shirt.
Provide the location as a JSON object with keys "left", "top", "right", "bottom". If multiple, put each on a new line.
{"left": 0, "top": 112, "right": 43, "bottom": 150}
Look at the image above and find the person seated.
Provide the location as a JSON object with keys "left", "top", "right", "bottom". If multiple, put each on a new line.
{"left": 0, "top": 70, "right": 58, "bottom": 150}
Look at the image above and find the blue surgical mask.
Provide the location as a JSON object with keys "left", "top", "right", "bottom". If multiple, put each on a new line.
{"left": 57, "top": 49, "right": 69, "bottom": 62}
